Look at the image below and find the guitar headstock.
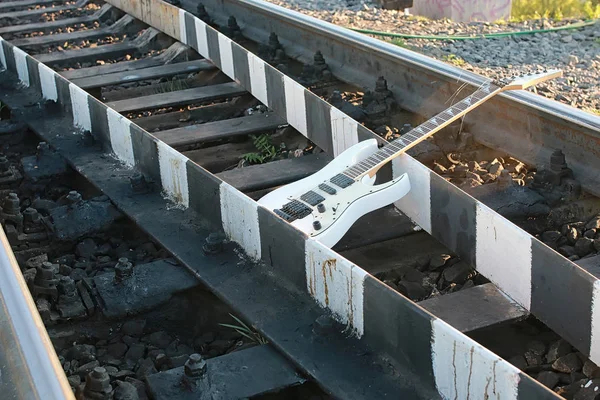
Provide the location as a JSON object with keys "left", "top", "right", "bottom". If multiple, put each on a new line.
{"left": 493, "top": 69, "right": 562, "bottom": 91}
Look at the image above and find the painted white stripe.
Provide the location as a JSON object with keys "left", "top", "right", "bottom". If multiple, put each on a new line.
{"left": 330, "top": 107, "right": 359, "bottom": 157}
{"left": 194, "top": 18, "right": 209, "bottom": 58}
{"left": 107, "top": 108, "right": 135, "bottom": 167}
{"left": 305, "top": 238, "right": 365, "bottom": 337}
{"left": 218, "top": 34, "right": 235, "bottom": 80}
{"left": 38, "top": 63, "right": 57, "bottom": 101}
{"left": 432, "top": 318, "right": 520, "bottom": 399}
{"left": 0, "top": 39, "right": 6, "bottom": 71}
{"left": 68, "top": 84, "right": 91, "bottom": 131}
{"left": 391, "top": 156, "right": 432, "bottom": 233}
{"left": 283, "top": 75, "right": 308, "bottom": 137}
{"left": 178, "top": 9, "right": 187, "bottom": 44}
{"left": 157, "top": 141, "right": 189, "bottom": 207}
{"left": 219, "top": 182, "right": 261, "bottom": 260}
{"left": 590, "top": 280, "right": 600, "bottom": 364}
{"left": 248, "top": 53, "right": 268, "bottom": 106}
{"left": 13, "top": 47, "right": 29, "bottom": 86}
{"left": 475, "top": 203, "right": 532, "bottom": 309}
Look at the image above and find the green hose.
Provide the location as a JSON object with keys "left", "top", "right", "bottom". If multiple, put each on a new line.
{"left": 347, "top": 18, "right": 599, "bottom": 40}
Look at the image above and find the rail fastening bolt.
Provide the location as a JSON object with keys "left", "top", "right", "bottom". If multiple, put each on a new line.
{"left": 130, "top": 172, "right": 149, "bottom": 194}
{"left": 3, "top": 193, "right": 20, "bottom": 215}
{"left": 269, "top": 32, "right": 280, "bottom": 49}
{"left": 184, "top": 353, "right": 207, "bottom": 378}
{"left": 37, "top": 262, "right": 57, "bottom": 282}
{"left": 114, "top": 257, "right": 133, "bottom": 282}
{"left": 84, "top": 366, "right": 112, "bottom": 396}
{"left": 66, "top": 191, "right": 82, "bottom": 204}
{"left": 23, "top": 208, "right": 41, "bottom": 224}
{"left": 313, "top": 314, "right": 334, "bottom": 336}
{"left": 550, "top": 149, "right": 567, "bottom": 171}
{"left": 202, "top": 232, "right": 224, "bottom": 255}
{"left": 58, "top": 276, "right": 76, "bottom": 296}
{"left": 228, "top": 15, "right": 239, "bottom": 30}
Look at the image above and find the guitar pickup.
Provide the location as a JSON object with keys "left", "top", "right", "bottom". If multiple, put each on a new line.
{"left": 300, "top": 190, "right": 325, "bottom": 206}
{"left": 330, "top": 173, "right": 354, "bottom": 189}
{"left": 318, "top": 183, "right": 337, "bottom": 195}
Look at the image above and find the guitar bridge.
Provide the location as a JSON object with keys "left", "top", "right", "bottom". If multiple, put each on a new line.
{"left": 274, "top": 199, "right": 312, "bottom": 223}
{"left": 274, "top": 209, "right": 295, "bottom": 222}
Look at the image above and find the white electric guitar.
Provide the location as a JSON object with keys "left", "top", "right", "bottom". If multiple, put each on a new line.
{"left": 259, "top": 69, "right": 562, "bottom": 247}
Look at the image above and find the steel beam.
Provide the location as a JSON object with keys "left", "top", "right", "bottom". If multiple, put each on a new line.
{"left": 0, "top": 226, "right": 74, "bottom": 400}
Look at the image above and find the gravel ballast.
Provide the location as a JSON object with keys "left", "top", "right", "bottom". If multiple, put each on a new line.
{"left": 265, "top": 0, "right": 600, "bottom": 115}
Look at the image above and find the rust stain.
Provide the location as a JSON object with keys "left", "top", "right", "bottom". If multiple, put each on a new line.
{"left": 321, "top": 258, "right": 337, "bottom": 306}
{"left": 466, "top": 346, "right": 474, "bottom": 400}
{"left": 347, "top": 271, "right": 353, "bottom": 328}
{"left": 169, "top": 157, "right": 183, "bottom": 203}
{"left": 452, "top": 341, "right": 458, "bottom": 400}
{"left": 308, "top": 252, "right": 315, "bottom": 296}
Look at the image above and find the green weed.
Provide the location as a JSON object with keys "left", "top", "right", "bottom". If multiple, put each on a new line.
{"left": 241, "top": 133, "right": 279, "bottom": 165}
{"left": 511, "top": 0, "right": 600, "bottom": 21}
{"left": 391, "top": 38, "right": 407, "bottom": 48}
{"left": 219, "top": 313, "right": 269, "bottom": 345}
{"left": 584, "top": 107, "right": 600, "bottom": 116}
{"left": 584, "top": 0, "right": 600, "bottom": 18}
{"left": 442, "top": 54, "right": 466, "bottom": 66}
{"left": 407, "top": 15, "right": 430, "bottom": 22}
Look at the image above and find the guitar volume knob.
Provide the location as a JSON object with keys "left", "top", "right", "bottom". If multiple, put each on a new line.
{"left": 313, "top": 221, "right": 322, "bottom": 230}
{"left": 317, "top": 203, "right": 326, "bottom": 213}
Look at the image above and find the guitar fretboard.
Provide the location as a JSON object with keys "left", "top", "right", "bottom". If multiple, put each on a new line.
{"left": 344, "top": 82, "right": 501, "bottom": 179}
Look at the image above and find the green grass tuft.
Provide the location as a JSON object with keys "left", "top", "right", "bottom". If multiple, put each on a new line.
{"left": 511, "top": 0, "right": 600, "bottom": 21}
{"left": 241, "top": 133, "right": 279, "bottom": 165}
{"left": 584, "top": 107, "right": 600, "bottom": 116}
{"left": 391, "top": 38, "right": 407, "bottom": 48}
{"left": 442, "top": 54, "right": 466, "bottom": 66}
{"left": 219, "top": 313, "right": 269, "bottom": 345}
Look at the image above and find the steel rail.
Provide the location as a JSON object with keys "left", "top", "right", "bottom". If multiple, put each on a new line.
{"left": 181, "top": 0, "right": 600, "bottom": 198}
{"left": 0, "top": 225, "right": 73, "bottom": 400}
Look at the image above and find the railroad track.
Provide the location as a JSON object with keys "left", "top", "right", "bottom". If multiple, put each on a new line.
{"left": 1, "top": 0, "right": 600, "bottom": 399}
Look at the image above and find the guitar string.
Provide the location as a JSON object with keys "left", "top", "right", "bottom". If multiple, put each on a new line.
{"left": 343, "top": 83, "right": 496, "bottom": 179}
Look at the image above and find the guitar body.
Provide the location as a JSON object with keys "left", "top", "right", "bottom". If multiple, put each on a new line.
{"left": 258, "top": 139, "right": 411, "bottom": 247}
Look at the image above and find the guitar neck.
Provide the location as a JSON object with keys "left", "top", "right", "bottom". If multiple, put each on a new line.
{"left": 345, "top": 83, "right": 503, "bottom": 179}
